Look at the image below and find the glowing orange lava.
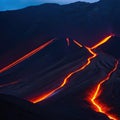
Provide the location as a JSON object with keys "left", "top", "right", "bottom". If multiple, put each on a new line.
{"left": 91, "top": 35, "right": 113, "bottom": 49}
{"left": 0, "top": 39, "right": 54, "bottom": 73}
{"left": 73, "top": 40, "right": 83, "bottom": 48}
{"left": 88, "top": 60, "right": 118, "bottom": 120}
{"left": 30, "top": 90, "right": 56, "bottom": 103}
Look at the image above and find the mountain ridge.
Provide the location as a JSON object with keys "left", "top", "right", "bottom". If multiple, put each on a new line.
{"left": 0, "top": 0, "right": 120, "bottom": 67}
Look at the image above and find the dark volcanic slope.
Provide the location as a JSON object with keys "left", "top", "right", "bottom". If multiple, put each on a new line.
{"left": 0, "top": 94, "right": 46, "bottom": 120}
{"left": 0, "top": 94, "right": 109, "bottom": 120}
{"left": 0, "top": 0, "right": 120, "bottom": 120}
{"left": 98, "top": 36, "right": 120, "bottom": 58}
{"left": 0, "top": 0, "right": 120, "bottom": 67}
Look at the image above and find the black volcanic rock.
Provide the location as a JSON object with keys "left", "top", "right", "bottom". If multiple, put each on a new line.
{"left": 0, "top": 94, "right": 109, "bottom": 120}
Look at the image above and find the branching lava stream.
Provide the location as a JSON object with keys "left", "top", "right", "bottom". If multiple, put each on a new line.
{"left": 1, "top": 34, "right": 118, "bottom": 119}
{"left": 29, "top": 35, "right": 113, "bottom": 103}
{"left": 88, "top": 60, "right": 119, "bottom": 120}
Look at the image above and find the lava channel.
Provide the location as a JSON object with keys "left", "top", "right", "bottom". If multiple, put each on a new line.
{"left": 0, "top": 39, "right": 54, "bottom": 74}
{"left": 0, "top": 80, "right": 19, "bottom": 88}
{"left": 88, "top": 60, "right": 119, "bottom": 120}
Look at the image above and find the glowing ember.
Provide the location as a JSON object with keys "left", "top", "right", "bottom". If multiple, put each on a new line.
{"left": 73, "top": 40, "right": 83, "bottom": 48}
{"left": 0, "top": 39, "right": 54, "bottom": 73}
{"left": 66, "top": 38, "right": 70, "bottom": 46}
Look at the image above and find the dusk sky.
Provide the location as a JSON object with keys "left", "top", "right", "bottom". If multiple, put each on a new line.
{"left": 0, "top": 0, "right": 99, "bottom": 11}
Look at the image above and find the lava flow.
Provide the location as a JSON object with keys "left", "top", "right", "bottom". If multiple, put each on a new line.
{"left": 29, "top": 47, "right": 95, "bottom": 103}
{"left": 0, "top": 39, "right": 54, "bottom": 74}
{"left": 91, "top": 35, "right": 113, "bottom": 49}
{"left": 29, "top": 35, "right": 113, "bottom": 103}
{"left": 88, "top": 60, "right": 119, "bottom": 120}
{"left": 73, "top": 40, "right": 83, "bottom": 48}
{"left": 29, "top": 40, "right": 97, "bottom": 103}
{"left": 1, "top": 34, "right": 117, "bottom": 120}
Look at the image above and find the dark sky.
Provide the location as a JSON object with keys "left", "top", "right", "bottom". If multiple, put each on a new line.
{"left": 0, "top": 0, "right": 99, "bottom": 11}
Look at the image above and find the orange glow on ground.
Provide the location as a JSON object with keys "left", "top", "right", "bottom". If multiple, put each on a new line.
{"left": 66, "top": 38, "right": 70, "bottom": 46}
{"left": 0, "top": 39, "right": 54, "bottom": 73}
{"left": 88, "top": 60, "right": 118, "bottom": 120}
{"left": 29, "top": 40, "right": 97, "bottom": 103}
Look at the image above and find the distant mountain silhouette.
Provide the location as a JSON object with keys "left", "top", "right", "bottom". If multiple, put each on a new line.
{"left": 0, "top": 0, "right": 120, "bottom": 67}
